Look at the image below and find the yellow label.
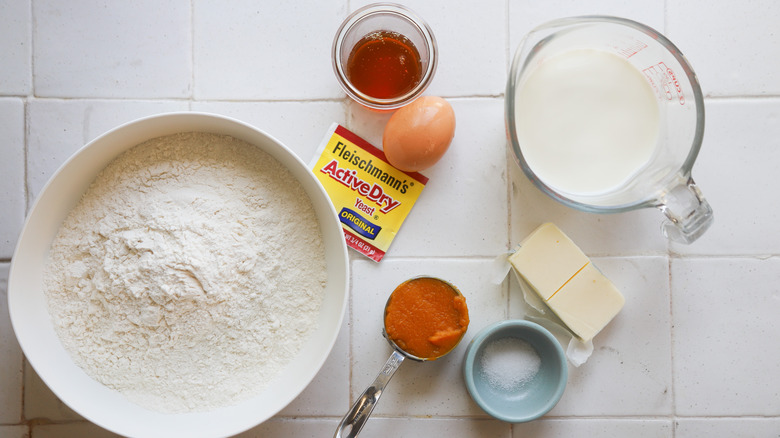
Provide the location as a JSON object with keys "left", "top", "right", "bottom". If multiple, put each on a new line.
{"left": 310, "top": 124, "right": 427, "bottom": 261}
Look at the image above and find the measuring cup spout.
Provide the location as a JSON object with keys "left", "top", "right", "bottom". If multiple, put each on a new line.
{"left": 657, "top": 176, "right": 713, "bottom": 244}
{"left": 334, "top": 350, "right": 406, "bottom": 438}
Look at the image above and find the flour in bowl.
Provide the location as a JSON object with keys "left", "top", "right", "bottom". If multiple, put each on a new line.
{"left": 43, "top": 132, "right": 327, "bottom": 413}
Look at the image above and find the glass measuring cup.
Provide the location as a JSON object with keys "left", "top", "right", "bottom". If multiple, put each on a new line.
{"left": 506, "top": 16, "right": 713, "bottom": 244}
{"left": 334, "top": 277, "right": 468, "bottom": 438}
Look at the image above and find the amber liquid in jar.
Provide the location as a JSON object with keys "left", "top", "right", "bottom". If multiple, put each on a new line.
{"left": 346, "top": 30, "right": 423, "bottom": 100}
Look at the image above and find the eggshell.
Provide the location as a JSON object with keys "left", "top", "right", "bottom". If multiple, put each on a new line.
{"left": 382, "top": 96, "right": 456, "bottom": 172}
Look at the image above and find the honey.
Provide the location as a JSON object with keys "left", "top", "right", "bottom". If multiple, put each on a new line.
{"left": 346, "top": 30, "right": 423, "bottom": 100}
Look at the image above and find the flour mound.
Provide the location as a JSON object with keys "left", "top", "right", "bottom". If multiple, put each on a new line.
{"left": 43, "top": 132, "right": 327, "bottom": 413}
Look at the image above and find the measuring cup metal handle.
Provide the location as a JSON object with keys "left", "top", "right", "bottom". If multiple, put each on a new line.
{"left": 333, "top": 350, "right": 406, "bottom": 438}
{"left": 657, "top": 176, "right": 713, "bottom": 244}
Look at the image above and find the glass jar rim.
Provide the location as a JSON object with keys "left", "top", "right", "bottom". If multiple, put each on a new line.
{"left": 332, "top": 3, "right": 438, "bottom": 110}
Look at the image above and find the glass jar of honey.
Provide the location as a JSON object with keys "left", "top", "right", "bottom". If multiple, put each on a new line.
{"left": 332, "top": 3, "right": 438, "bottom": 111}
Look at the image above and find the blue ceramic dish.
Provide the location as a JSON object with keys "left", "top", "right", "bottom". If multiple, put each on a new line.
{"left": 463, "top": 319, "right": 567, "bottom": 423}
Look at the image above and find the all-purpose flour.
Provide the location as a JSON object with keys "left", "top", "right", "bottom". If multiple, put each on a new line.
{"left": 43, "top": 132, "right": 327, "bottom": 413}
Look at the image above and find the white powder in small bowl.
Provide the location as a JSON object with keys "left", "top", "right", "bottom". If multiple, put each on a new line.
{"left": 479, "top": 337, "right": 541, "bottom": 391}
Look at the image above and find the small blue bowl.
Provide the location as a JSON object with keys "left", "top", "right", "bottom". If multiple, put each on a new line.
{"left": 463, "top": 320, "right": 567, "bottom": 423}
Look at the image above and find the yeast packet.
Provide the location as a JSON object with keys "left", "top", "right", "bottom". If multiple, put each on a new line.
{"left": 310, "top": 124, "right": 427, "bottom": 262}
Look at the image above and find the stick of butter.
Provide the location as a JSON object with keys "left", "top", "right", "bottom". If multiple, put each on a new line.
{"left": 508, "top": 223, "right": 624, "bottom": 342}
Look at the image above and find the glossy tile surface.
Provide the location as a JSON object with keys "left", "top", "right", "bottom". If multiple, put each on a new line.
{"left": 0, "top": 265, "right": 23, "bottom": 424}
{"left": 33, "top": 1, "right": 192, "bottom": 98}
{"left": 0, "top": 100, "right": 25, "bottom": 258}
{"left": 1, "top": 1, "right": 778, "bottom": 437}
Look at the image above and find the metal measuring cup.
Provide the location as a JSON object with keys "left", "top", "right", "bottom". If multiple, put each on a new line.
{"left": 333, "top": 276, "right": 467, "bottom": 438}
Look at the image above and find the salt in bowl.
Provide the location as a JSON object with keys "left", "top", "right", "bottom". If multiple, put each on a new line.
{"left": 462, "top": 319, "right": 567, "bottom": 423}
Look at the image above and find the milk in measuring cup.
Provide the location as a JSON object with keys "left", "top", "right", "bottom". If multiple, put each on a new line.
{"left": 514, "top": 49, "right": 659, "bottom": 196}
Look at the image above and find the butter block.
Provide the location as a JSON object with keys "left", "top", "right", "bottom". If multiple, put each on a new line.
{"left": 509, "top": 223, "right": 625, "bottom": 342}
{"left": 508, "top": 222, "right": 589, "bottom": 300}
{"left": 547, "top": 263, "right": 625, "bottom": 342}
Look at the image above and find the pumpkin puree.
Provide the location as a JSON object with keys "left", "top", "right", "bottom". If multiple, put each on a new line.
{"left": 384, "top": 277, "right": 469, "bottom": 360}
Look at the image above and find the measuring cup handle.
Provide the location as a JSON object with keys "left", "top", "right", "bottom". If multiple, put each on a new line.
{"left": 657, "top": 176, "right": 713, "bottom": 244}
{"left": 333, "top": 350, "right": 406, "bottom": 438}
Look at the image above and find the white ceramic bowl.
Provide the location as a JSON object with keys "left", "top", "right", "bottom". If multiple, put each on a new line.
{"left": 8, "top": 112, "right": 349, "bottom": 438}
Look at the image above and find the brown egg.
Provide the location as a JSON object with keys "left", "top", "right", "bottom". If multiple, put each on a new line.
{"left": 382, "top": 96, "right": 456, "bottom": 172}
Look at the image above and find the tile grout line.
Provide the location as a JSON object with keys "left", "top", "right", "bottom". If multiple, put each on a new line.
{"left": 190, "top": 0, "right": 195, "bottom": 107}
{"left": 28, "top": 0, "right": 34, "bottom": 101}
{"left": 17, "top": 94, "right": 780, "bottom": 103}
{"left": 19, "top": 96, "right": 28, "bottom": 429}
{"left": 705, "top": 94, "right": 780, "bottom": 100}
{"left": 20, "top": 0, "right": 34, "bottom": 429}
{"left": 23, "top": 99, "right": 29, "bottom": 218}
{"left": 24, "top": 0, "right": 33, "bottom": 215}
{"left": 668, "top": 254, "right": 678, "bottom": 435}
{"left": 504, "top": 0, "right": 513, "bottom": 329}
{"left": 663, "top": 3, "right": 677, "bottom": 435}
{"left": 22, "top": 96, "right": 349, "bottom": 104}
{"left": 342, "top": 0, "right": 353, "bottom": 408}
{"left": 504, "top": 5, "right": 516, "bottom": 436}
{"left": 346, "top": 257, "right": 354, "bottom": 412}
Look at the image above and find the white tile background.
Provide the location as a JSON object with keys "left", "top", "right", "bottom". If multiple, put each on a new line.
{"left": 2, "top": 0, "right": 779, "bottom": 437}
